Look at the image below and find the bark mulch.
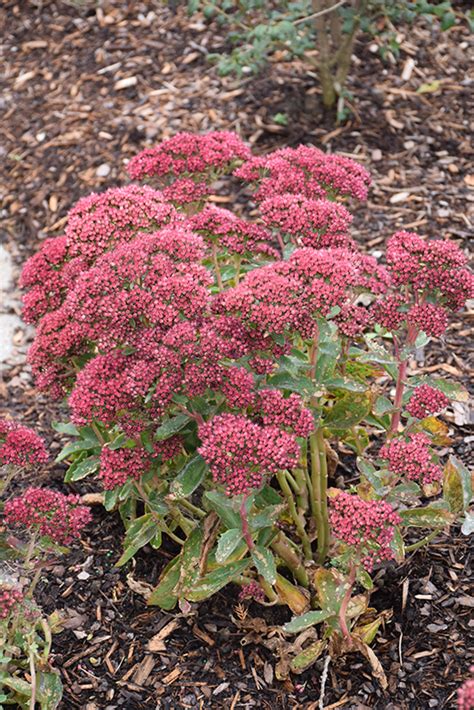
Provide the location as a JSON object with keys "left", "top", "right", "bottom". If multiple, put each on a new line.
{"left": 1, "top": 1, "right": 473, "bottom": 708}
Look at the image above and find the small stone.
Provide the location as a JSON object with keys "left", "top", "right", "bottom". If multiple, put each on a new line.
{"left": 114, "top": 76, "right": 137, "bottom": 90}
{"left": 371, "top": 149, "right": 382, "bottom": 161}
{"left": 390, "top": 191, "right": 410, "bottom": 204}
{"left": 35, "top": 131, "right": 46, "bottom": 142}
{"left": 77, "top": 571, "right": 90, "bottom": 581}
{"left": 427, "top": 623, "right": 448, "bottom": 632}
{"left": 73, "top": 630, "right": 87, "bottom": 640}
{"left": 96, "top": 163, "right": 111, "bottom": 177}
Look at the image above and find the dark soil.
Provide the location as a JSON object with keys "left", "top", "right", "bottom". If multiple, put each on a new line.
{"left": 1, "top": 1, "right": 473, "bottom": 708}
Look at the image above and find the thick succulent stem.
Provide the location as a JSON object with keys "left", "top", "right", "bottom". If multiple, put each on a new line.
{"left": 277, "top": 471, "right": 312, "bottom": 560}
{"left": 272, "top": 533, "right": 309, "bottom": 587}
{"left": 310, "top": 428, "right": 329, "bottom": 564}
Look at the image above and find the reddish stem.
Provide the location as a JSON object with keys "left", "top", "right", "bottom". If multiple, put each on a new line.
{"left": 390, "top": 358, "right": 407, "bottom": 436}
{"left": 339, "top": 564, "right": 356, "bottom": 644}
{"left": 240, "top": 495, "right": 254, "bottom": 551}
{"left": 389, "top": 326, "right": 418, "bottom": 436}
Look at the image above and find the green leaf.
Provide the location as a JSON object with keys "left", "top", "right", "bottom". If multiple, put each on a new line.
{"left": 391, "top": 527, "right": 405, "bottom": 562}
{"left": 116, "top": 514, "right": 158, "bottom": 566}
{"left": 323, "top": 391, "right": 372, "bottom": 430}
{"left": 386, "top": 481, "right": 422, "bottom": 503}
{"left": 272, "top": 112, "right": 288, "bottom": 126}
{"left": 216, "top": 529, "right": 242, "bottom": 563}
{"left": 249, "top": 504, "right": 284, "bottom": 531}
{"left": 150, "top": 529, "right": 162, "bottom": 550}
{"left": 360, "top": 342, "right": 397, "bottom": 378}
{"left": 204, "top": 491, "right": 241, "bottom": 529}
{"left": 56, "top": 438, "right": 99, "bottom": 462}
{"left": 324, "top": 377, "right": 368, "bottom": 393}
{"left": 443, "top": 456, "right": 472, "bottom": 513}
{"left": 147, "top": 556, "right": 181, "bottom": 609}
{"left": 314, "top": 335, "right": 341, "bottom": 382}
{"left": 399, "top": 506, "right": 452, "bottom": 528}
{"left": 314, "top": 568, "right": 346, "bottom": 615}
{"left": 461, "top": 511, "right": 474, "bottom": 536}
{"left": 283, "top": 609, "right": 332, "bottom": 634}
{"left": 52, "top": 421, "right": 79, "bottom": 436}
{"left": 104, "top": 487, "right": 120, "bottom": 511}
{"left": 251, "top": 545, "right": 277, "bottom": 585}
{"left": 255, "top": 485, "right": 282, "bottom": 507}
{"left": 268, "top": 372, "right": 314, "bottom": 396}
{"left": 140, "top": 429, "right": 155, "bottom": 454}
{"left": 108, "top": 433, "right": 133, "bottom": 450}
{"left": 290, "top": 640, "right": 326, "bottom": 674}
{"left": 355, "top": 616, "right": 382, "bottom": 644}
{"left": 188, "top": 0, "right": 200, "bottom": 14}
{"left": 179, "top": 527, "right": 204, "bottom": 593}
{"left": 36, "top": 671, "right": 63, "bottom": 709}
{"left": 155, "top": 414, "right": 191, "bottom": 441}
{"left": 170, "top": 455, "right": 208, "bottom": 499}
{"left": 0, "top": 675, "right": 33, "bottom": 697}
{"left": 441, "top": 11, "right": 455, "bottom": 30}
{"left": 185, "top": 559, "right": 250, "bottom": 601}
{"left": 146, "top": 491, "right": 169, "bottom": 516}
{"left": 64, "top": 455, "right": 100, "bottom": 482}
{"left": 373, "top": 396, "right": 395, "bottom": 416}
{"left": 357, "top": 569, "right": 374, "bottom": 591}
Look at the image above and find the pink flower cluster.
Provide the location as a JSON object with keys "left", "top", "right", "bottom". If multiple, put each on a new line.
{"left": 371, "top": 294, "right": 406, "bottom": 332}
{"left": 239, "top": 581, "right": 265, "bottom": 603}
{"left": 65, "top": 184, "right": 178, "bottom": 260}
{"left": 259, "top": 194, "right": 354, "bottom": 250}
{"left": 406, "top": 385, "right": 449, "bottom": 419}
{"left": 20, "top": 185, "right": 179, "bottom": 324}
{"left": 215, "top": 247, "right": 389, "bottom": 341}
{"left": 162, "top": 177, "right": 210, "bottom": 205}
{"left": 189, "top": 205, "right": 277, "bottom": 258}
{"left": 99, "top": 438, "right": 182, "bottom": 489}
{"left": 0, "top": 584, "right": 24, "bottom": 620}
{"left": 329, "top": 491, "right": 401, "bottom": 571}
{"left": 28, "top": 226, "right": 210, "bottom": 398}
{"left": 386, "top": 231, "right": 470, "bottom": 298}
{"left": 198, "top": 414, "right": 300, "bottom": 496}
{"left": 20, "top": 235, "right": 73, "bottom": 324}
{"left": 458, "top": 668, "right": 474, "bottom": 710}
{"left": 380, "top": 433, "right": 442, "bottom": 486}
{"left": 4, "top": 488, "right": 92, "bottom": 545}
{"left": 371, "top": 232, "right": 473, "bottom": 337}
{"left": 0, "top": 419, "right": 48, "bottom": 467}
{"left": 407, "top": 302, "right": 449, "bottom": 338}
{"left": 372, "top": 298, "right": 449, "bottom": 337}
{"left": 127, "top": 131, "right": 250, "bottom": 181}
{"left": 334, "top": 303, "right": 372, "bottom": 338}
{"left": 235, "top": 144, "right": 371, "bottom": 202}
{"left": 256, "top": 390, "right": 314, "bottom": 437}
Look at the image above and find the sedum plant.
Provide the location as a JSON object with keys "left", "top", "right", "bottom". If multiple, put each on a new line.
{"left": 0, "top": 419, "right": 91, "bottom": 709}
{"left": 21, "top": 131, "right": 473, "bottom": 680}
